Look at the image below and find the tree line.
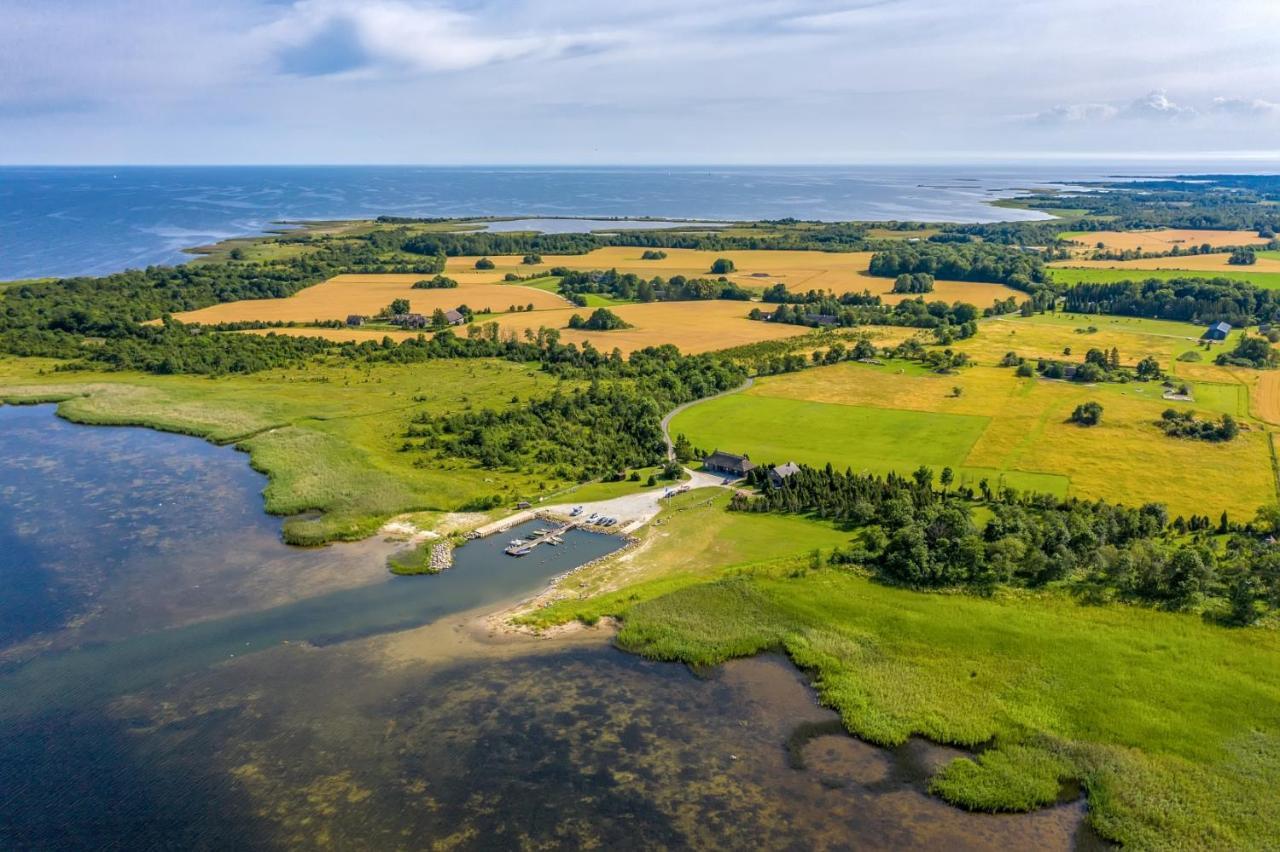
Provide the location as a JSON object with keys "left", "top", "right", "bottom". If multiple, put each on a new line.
{"left": 731, "top": 462, "right": 1276, "bottom": 623}
{"left": 554, "top": 268, "right": 752, "bottom": 303}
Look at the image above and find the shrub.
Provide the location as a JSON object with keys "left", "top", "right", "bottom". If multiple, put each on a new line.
{"left": 522, "top": 254, "right": 542, "bottom": 265}
{"left": 1228, "top": 247, "right": 1257, "bottom": 266}
{"left": 475, "top": 257, "right": 496, "bottom": 270}
{"left": 710, "top": 258, "right": 736, "bottom": 274}
{"left": 1069, "top": 401, "right": 1103, "bottom": 426}
{"left": 641, "top": 250, "right": 668, "bottom": 260}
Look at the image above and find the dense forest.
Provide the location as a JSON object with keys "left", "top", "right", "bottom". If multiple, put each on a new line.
{"left": 406, "top": 346, "right": 746, "bottom": 479}
{"left": 1062, "top": 277, "right": 1280, "bottom": 325}
{"left": 732, "top": 462, "right": 1274, "bottom": 623}
{"left": 868, "top": 242, "right": 1050, "bottom": 291}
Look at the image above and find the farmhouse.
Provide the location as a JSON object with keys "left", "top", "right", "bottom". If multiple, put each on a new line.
{"left": 803, "top": 313, "right": 840, "bottom": 327}
{"left": 346, "top": 314, "right": 366, "bottom": 327}
{"left": 768, "top": 461, "right": 801, "bottom": 488}
{"left": 1202, "top": 321, "right": 1232, "bottom": 341}
{"left": 443, "top": 308, "right": 466, "bottom": 326}
{"left": 390, "top": 313, "right": 428, "bottom": 329}
{"left": 703, "top": 450, "right": 756, "bottom": 477}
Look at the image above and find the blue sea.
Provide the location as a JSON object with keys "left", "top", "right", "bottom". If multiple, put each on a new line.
{"left": 0, "top": 164, "right": 1112, "bottom": 280}
{"left": 6, "top": 162, "right": 1272, "bottom": 281}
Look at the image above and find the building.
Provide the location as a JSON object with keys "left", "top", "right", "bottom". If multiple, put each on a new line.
{"left": 346, "top": 314, "right": 366, "bottom": 327}
{"left": 802, "top": 313, "right": 840, "bottom": 327}
{"left": 390, "top": 313, "right": 428, "bottom": 329}
{"left": 1203, "top": 321, "right": 1232, "bottom": 341}
{"left": 768, "top": 461, "right": 801, "bottom": 488}
{"left": 443, "top": 308, "right": 466, "bottom": 326}
{"left": 702, "top": 450, "right": 756, "bottom": 477}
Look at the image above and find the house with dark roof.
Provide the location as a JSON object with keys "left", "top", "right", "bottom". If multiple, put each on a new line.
{"left": 803, "top": 313, "right": 840, "bottom": 327}
{"left": 390, "top": 313, "right": 428, "bottom": 329}
{"left": 768, "top": 461, "right": 801, "bottom": 488}
{"left": 1202, "top": 321, "right": 1232, "bottom": 341}
{"left": 346, "top": 314, "right": 366, "bottom": 327}
{"left": 702, "top": 450, "right": 755, "bottom": 477}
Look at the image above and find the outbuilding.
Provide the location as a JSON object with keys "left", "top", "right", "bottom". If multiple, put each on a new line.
{"left": 768, "top": 461, "right": 801, "bottom": 488}
{"left": 702, "top": 450, "right": 756, "bottom": 478}
{"left": 1202, "top": 321, "right": 1232, "bottom": 341}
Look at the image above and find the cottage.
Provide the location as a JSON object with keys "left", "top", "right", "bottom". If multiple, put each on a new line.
{"left": 768, "top": 461, "right": 801, "bottom": 488}
{"left": 443, "top": 308, "right": 466, "bottom": 326}
{"left": 702, "top": 450, "right": 756, "bottom": 477}
{"left": 803, "top": 313, "right": 840, "bottom": 327}
{"left": 1202, "top": 321, "right": 1232, "bottom": 341}
{"left": 346, "top": 314, "right": 366, "bottom": 327}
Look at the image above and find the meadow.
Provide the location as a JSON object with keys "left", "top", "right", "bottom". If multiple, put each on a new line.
{"left": 611, "top": 566, "right": 1280, "bottom": 849}
{"left": 670, "top": 316, "right": 1277, "bottom": 518}
{"left": 1048, "top": 265, "right": 1280, "bottom": 289}
{"left": 0, "top": 356, "right": 601, "bottom": 544}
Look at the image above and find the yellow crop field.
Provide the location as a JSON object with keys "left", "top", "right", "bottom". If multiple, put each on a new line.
{"left": 1060, "top": 228, "right": 1269, "bottom": 253}
{"left": 482, "top": 300, "right": 810, "bottom": 354}
{"left": 170, "top": 276, "right": 570, "bottom": 324}
{"left": 1050, "top": 252, "right": 1280, "bottom": 274}
{"left": 242, "top": 299, "right": 810, "bottom": 355}
{"left": 742, "top": 361, "right": 1275, "bottom": 519}
{"left": 447, "top": 247, "right": 1019, "bottom": 303}
{"left": 957, "top": 315, "right": 1205, "bottom": 369}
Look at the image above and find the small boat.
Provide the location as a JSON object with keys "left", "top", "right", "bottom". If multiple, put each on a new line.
{"left": 509, "top": 538, "right": 527, "bottom": 546}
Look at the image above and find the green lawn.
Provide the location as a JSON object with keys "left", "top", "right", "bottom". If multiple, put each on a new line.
{"left": 1050, "top": 266, "right": 1280, "bottom": 289}
{"left": 613, "top": 565, "right": 1280, "bottom": 848}
{"left": 669, "top": 392, "right": 1067, "bottom": 495}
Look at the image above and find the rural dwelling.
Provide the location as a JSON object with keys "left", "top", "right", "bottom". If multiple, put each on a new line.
{"left": 768, "top": 461, "right": 801, "bottom": 488}
{"left": 1202, "top": 321, "right": 1232, "bottom": 341}
{"left": 346, "top": 314, "right": 365, "bottom": 327}
{"left": 390, "top": 313, "right": 428, "bottom": 329}
{"left": 443, "top": 308, "right": 466, "bottom": 326}
{"left": 702, "top": 450, "right": 756, "bottom": 477}
{"left": 803, "top": 313, "right": 840, "bottom": 327}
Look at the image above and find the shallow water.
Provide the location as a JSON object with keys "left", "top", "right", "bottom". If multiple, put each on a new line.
{"left": 0, "top": 407, "right": 1105, "bottom": 849}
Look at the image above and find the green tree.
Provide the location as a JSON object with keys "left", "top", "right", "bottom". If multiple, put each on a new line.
{"left": 710, "top": 258, "right": 736, "bottom": 274}
{"left": 475, "top": 257, "right": 496, "bottom": 270}
{"left": 388, "top": 298, "right": 411, "bottom": 315}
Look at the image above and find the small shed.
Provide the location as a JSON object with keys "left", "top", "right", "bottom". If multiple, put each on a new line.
{"left": 1202, "top": 321, "right": 1232, "bottom": 341}
{"left": 768, "top": 461, "right": 801, "bottom": 488}
{"left": 702, "top": 450, "right": 756, "bottom": 477}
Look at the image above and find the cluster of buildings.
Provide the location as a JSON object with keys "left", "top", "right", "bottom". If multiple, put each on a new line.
{"left": 345, "top": 308, "right": 467, "bottom": 329}
{"left": 702, "top": 450, "right": 800, "bottom": 488}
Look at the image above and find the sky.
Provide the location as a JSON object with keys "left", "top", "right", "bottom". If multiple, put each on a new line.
{"left": 3, "top": 0, "right": 1280, "bottom": 164}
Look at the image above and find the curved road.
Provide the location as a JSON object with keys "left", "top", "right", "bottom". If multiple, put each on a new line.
{"left": 661, "top": 376, "right": 755, "bottom": 460}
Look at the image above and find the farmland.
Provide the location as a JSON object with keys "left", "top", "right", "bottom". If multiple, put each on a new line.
{"left": 170, "top": 247, "right": 1021, "bottom": 329}
{"left": 170, "top": 275, "right": 570, "bottom": 324}
{"left": 670, "top": 315, "right": 1276, "bottom": 519}
{"left": 1057, "top": 228, "right": 1271, "bottom": 253}
{"left": 1048, "top": 266, "right": 1280, "bottom": 289}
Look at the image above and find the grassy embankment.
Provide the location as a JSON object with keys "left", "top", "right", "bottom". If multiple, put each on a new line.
{"left": 520, "top": 488, "right": 1280, "bottom": 848}
{"left": 670, "top": 314, "right": 1276, "bottom": 519}
{"left": 0, "top": 356, "right": 606, "bottom": 545}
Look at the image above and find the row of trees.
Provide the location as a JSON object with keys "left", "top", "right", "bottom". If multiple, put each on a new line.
{"left": 1061, "top": 277, "right": 1280, "bottom": 326}
{"left": 868, "top": 242, "right": 1050, "bottom": 291}
{"left": 555, "top": 268, "right": 752, "bottom": 303}
{"left": 731, "top": 462, "right": 1275, "bottom": 622}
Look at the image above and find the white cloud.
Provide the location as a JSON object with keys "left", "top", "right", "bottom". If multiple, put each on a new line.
{"left": 1121, "top": 89, "right": 1195, "bottom": 120}
{"left": 1211, "top": 96, "right": 1280, "bottom": 118}
{"left": 256, "top": 0, "right": 616, "bottom": 76}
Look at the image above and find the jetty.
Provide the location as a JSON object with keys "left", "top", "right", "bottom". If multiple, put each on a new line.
{"left": 505, "top": 521, "right": 579, "bottom": 556}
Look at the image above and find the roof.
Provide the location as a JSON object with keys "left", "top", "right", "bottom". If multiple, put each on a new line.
{"left": 1209, "top": 321, "right": 1232, "bottom": 332}
{"left": 443, "top": 309, "right": 465, "bottom": 323}
{"left": 770, "top": 461, "right": 801, "bottom": 480}
{"left": 704, "top": 450, "right": 755, "bottom": 472}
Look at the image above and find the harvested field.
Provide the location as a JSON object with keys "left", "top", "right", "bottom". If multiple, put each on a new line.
{"left": 170, "top": 276, "right": 570, "bottom": 324}
{"left": 959, "top": 314, "right": 1220, "bottom": 370}
{"left": 1051, "top": 252, "right": 1280, "bottom": 275}
{"left": 1058, "top": 228, "right": 1271, "bottom": 253}
{"left": 482, "top": 300, "right": 810, "bottom": 355}
{"left": 244, "top": 299, "right": 811, "bottom": 354}
{"left": 449, "top": 248, "right": 1021, "bottom": 303}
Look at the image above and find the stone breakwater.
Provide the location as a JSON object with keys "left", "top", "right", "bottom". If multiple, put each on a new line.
{"left": 428, "top": 542, "right": 454, "bottom": 572}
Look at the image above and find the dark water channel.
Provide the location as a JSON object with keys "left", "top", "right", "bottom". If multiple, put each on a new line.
{"left": 0, "top": 406, "right": 1102, "bottom": 849}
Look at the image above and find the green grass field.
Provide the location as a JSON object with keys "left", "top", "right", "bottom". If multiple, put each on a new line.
{"left": 1050, "top": 266, "right": 1280, "bottom": 289}
{"left": 669, "top": 392, "right": 1068, "bottom": 495}
{"left": 610, "top": 564, "right": 1280, "bottom": 848}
